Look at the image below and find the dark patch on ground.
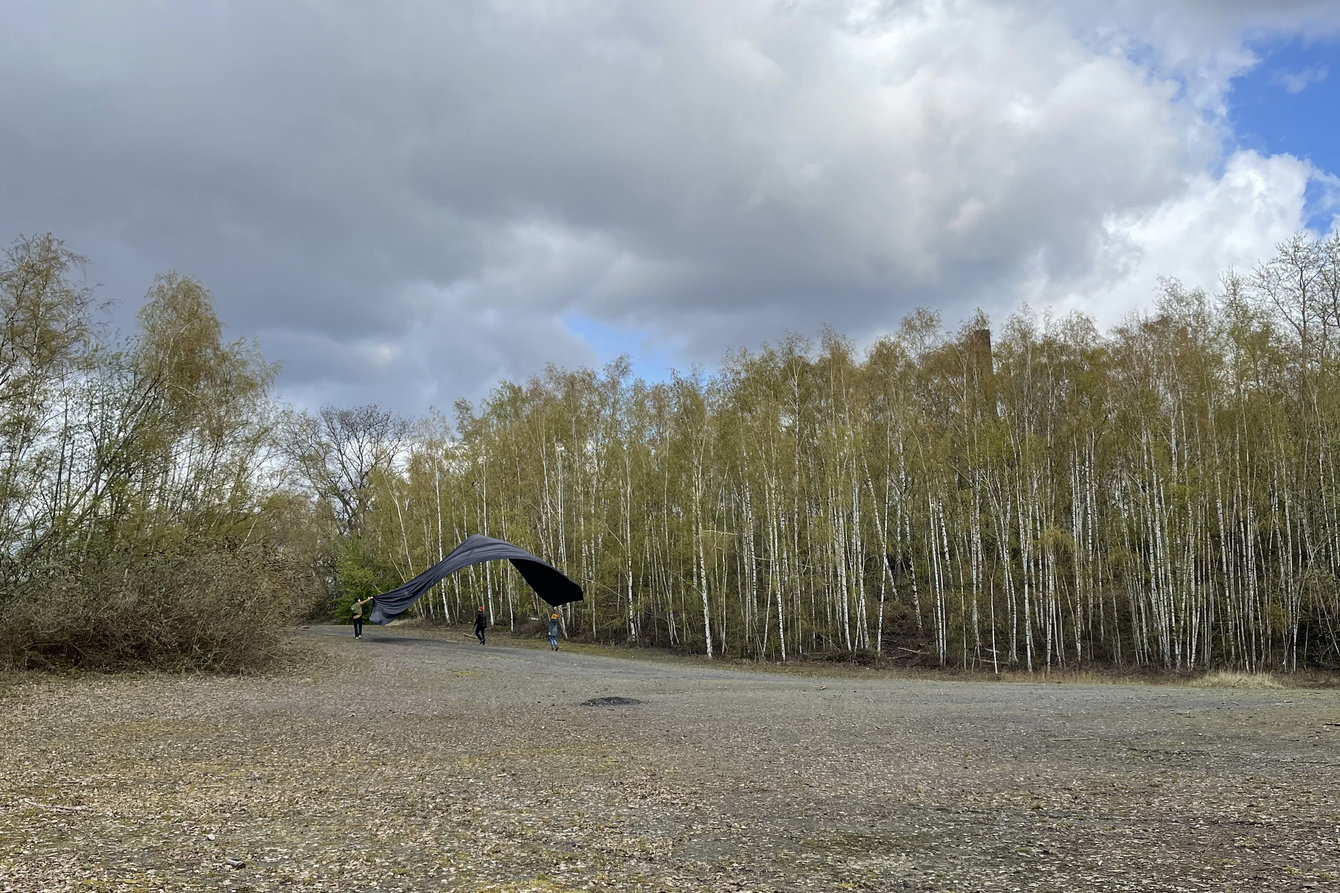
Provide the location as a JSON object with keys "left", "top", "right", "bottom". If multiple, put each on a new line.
{"left": 581, "top": 695, "right": 644, "bottom": 707}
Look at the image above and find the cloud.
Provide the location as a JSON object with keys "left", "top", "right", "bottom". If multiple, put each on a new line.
{"left": 0, "top": 0, "right": 1337, "bottom": 414}
{"left": 1039, "top": 150, "right": 1320, "bottom": 326}
{"left": 1272, "top": 64, "right": 1330, "bottom": 93}
{"left": 968, "top": 1, "right": 1340, "bottom": 114}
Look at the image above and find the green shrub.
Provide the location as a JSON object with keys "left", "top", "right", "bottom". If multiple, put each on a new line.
{"left": 332, "top": 540, "right": 399, "bottom": 621}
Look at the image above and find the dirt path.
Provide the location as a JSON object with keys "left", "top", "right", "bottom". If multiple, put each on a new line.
{"left": 2, "top": 624, "right": 1338, "bottom": 892}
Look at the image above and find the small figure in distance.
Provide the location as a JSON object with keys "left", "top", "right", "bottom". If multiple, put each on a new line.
{"left": 548, "top": 612, "right": 561, "bottom": 651}
{"left": 351, "top": 596, "right": 374, "bottom": 639}
{"left": 474, "top": 605, "right": 489, "bottom": 645}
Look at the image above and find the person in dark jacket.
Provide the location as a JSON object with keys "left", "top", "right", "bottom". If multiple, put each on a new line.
{"left": 474, "top": 606, "right": 489, "bottom": 645}
{"left": 351, "top": 596, "right": 374, "bottom": 639}
{"left": 548, "top": 613, "right": 560, "bottom": 650}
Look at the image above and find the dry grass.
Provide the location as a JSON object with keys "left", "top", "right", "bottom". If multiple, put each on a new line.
{"left": 1189, "top": 669, "right": 1286, "bottom": 689}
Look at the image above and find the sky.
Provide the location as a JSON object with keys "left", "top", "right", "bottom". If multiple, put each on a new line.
{"left": 2, "top": 0, "right": 1338, "bottom": 416}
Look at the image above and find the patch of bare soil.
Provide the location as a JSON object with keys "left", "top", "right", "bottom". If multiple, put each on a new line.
{"left": 2, "top": 624, "right": 1338, "bottom": 892}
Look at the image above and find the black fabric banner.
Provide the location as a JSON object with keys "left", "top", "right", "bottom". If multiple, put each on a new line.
{"left": 368, "top": 534, "right": 583, "bottom": 625}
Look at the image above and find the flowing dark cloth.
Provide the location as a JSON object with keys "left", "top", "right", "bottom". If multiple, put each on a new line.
{"left": 368, "top": 534, "right": 583, "bottom": 625}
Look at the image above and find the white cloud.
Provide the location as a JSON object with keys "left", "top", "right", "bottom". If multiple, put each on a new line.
{"left": 1023, "top": 0, "right": 1340, "bottom": 121}
{"left": 1040, "top": 150, "right": 1320, "bottom": 327}
{"left": 1273, "top": 64, "right": 1330, "bottom": 94}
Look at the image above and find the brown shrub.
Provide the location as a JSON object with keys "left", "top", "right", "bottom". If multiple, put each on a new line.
{"left": 0, "top": 542, "right": 306, "bottom": 672}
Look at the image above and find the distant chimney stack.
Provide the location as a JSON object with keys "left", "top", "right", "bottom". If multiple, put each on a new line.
{"left": 965, "top": 328, "right": 997, "bottom": 419}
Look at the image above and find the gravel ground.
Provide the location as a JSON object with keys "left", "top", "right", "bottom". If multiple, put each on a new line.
{"left": 2, "top": 624, "right": 1338, "bottom": 892}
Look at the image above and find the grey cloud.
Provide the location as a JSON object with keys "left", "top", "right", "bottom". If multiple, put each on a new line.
{"left": 1, "top": 0, "right": 1334, "bottom": 415}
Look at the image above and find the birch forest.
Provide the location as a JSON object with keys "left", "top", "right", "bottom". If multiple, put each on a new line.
{"left": 349, "top": 235, "right": 1340, "bottom": 674}
{"left": 5, "top": 230, "right": 1340, "bottom": 674}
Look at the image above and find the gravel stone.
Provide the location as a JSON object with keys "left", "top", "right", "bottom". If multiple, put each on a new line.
{"left": 1, "top": 624, "right": 1336, "bottom": 892}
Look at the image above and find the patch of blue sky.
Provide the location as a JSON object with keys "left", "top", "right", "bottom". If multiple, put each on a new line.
{"left": 1303, "top": 177, "right": 1339, "bottom": 235}
{"left": 1228, "top": 34, "right": 1340, "bottom": 233}
{"left": 560, "top": 312, "right": 685, "bottom": 385}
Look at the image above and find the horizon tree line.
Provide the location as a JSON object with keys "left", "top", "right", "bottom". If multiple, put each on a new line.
{"left": 3, "top": 228, "right": 1338, "bottom": 673}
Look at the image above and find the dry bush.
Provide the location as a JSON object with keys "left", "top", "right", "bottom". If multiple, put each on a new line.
{"left": 1190, "top": 670, "right": 1285, "bottom": 689}
{"left": 0, "top": 542, "right": 306, "bottom": 672}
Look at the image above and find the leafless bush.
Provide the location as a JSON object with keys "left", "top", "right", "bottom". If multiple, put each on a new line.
{"left": 0, "top": 542, "right": 305, "bottom": 672}
{"left": 1190, "top": 670, "right": 1285, "bottom": 690}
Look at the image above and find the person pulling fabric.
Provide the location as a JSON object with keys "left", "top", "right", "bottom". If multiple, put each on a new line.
{"left": 351, "top": 596, "right": 374, "bottom": 639}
